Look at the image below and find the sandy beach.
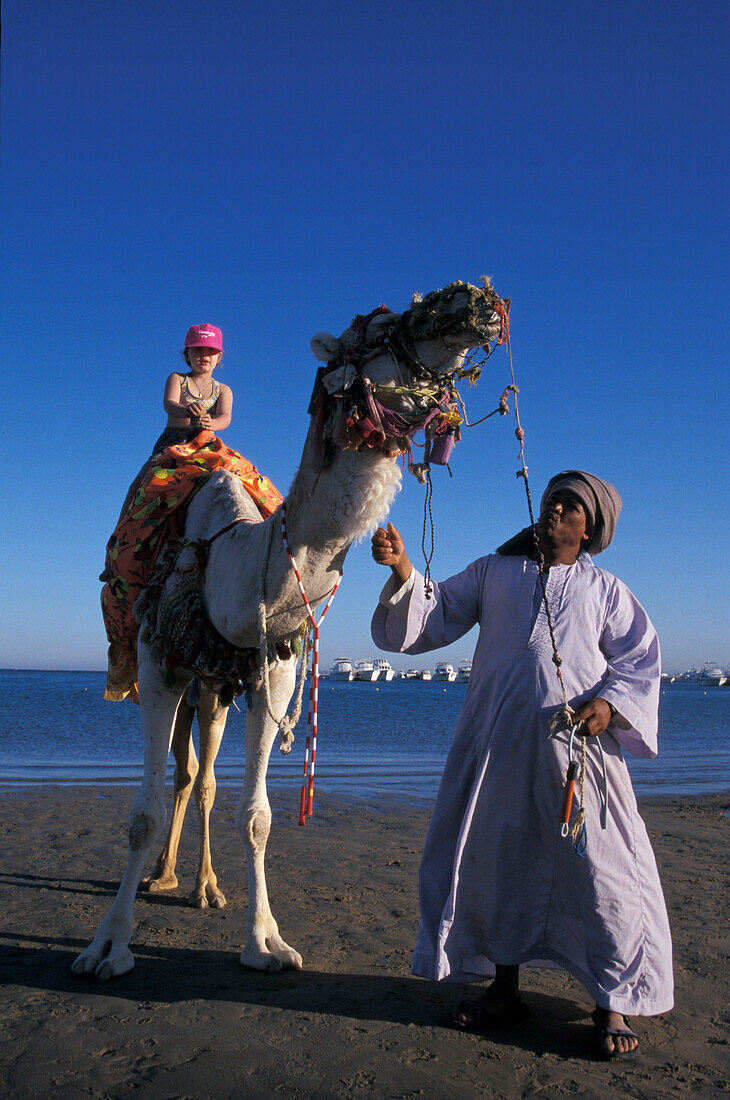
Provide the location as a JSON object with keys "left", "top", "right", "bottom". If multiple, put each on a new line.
{"left": 1, "top": 785, "right": 727, "bottom": 1098}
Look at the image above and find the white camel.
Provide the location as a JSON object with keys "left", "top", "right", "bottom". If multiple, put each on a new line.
{"left": 72, "top": 280, "right": 507, "bottom": 979}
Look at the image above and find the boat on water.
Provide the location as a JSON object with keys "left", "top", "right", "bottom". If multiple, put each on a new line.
{"left": 434, "top": 662, "right": 456, "bottom": 682}
{"left": 329, "top": 657, "right": 354, "bottom": 682}
{"left": 456, "top": 658, "right": 472, "bottom": 682}
{"left": 353, "top": 659, "right": 380, "bottom": 682}
{"left": 403, "top": 669, "right": 419, "bottom": 680}
{"left": 373, "top": 658, "right": 395, "bottom": 682}
{"left": 419, "top": 668, "right": 432, "bottom": 681}
{"left": 698, "top": 663, "right": 727, "bottom": 687}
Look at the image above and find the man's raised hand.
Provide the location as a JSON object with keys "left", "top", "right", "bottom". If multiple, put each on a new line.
{"left": 371, "top": 523, "right": 413, "bottom": 585}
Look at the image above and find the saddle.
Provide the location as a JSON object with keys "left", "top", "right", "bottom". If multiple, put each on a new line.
{"left": 101, "top": 431, "right": 282, "bottom": 702}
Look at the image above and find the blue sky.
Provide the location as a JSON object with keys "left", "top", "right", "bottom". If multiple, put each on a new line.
{"left": 2, "top": 0, "right": 728, "bottom": 674}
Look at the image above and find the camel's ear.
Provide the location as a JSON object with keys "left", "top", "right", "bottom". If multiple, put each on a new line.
{"left": 310, "top": 332, "right": 342, "bottom": 362}
{"left": 367, "top": 311, "right": 400, "bottom": 338}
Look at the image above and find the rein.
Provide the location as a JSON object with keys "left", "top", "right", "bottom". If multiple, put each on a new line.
{"left": 204, "top": 516, "right": 254, "bottom": 546}
{"left": 195, "top": 503, "right": 340, "bottom": 826}
{"left": 279, "top": 502, "right": 340, "bottom": 826}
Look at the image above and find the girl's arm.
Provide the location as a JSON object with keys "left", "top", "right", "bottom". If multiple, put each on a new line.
{"left": 163, "top": 373, "right": 194, "bottom": 420}
{"left": 204, "top": 383, "right": 233, "bottom": 431}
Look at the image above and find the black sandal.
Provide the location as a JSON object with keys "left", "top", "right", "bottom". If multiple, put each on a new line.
{"left": 591, "top": 1008, "right": 640, "bottom": 1059}
{"left": 451, "top": 990, "right": 529, "bottom": 1031}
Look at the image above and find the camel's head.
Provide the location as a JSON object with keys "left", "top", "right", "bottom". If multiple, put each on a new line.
{"left": 309, "top": 278, "right": 509, "bottom": 469}
{"left": 396, "top": 278, "right": 508, "bottom": 365}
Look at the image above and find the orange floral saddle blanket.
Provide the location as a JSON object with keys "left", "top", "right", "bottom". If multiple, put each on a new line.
{"left": 101, "top": 432, "right": 283, "bottom": 702}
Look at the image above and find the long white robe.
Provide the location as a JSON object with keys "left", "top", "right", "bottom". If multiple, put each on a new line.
{"left": 371, "top": 552, "right": 673, "bottom": 1015}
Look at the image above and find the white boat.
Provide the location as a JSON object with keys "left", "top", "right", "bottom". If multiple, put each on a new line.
{"left": 698, "top": 664, "right": 727, "bottom": 687}
{"left": 419, "top": 668, "right": 432, "bottom": 681}
{"left": 354, "top": 659, "right": 380, "bottom": 682}
{"left": 434, "top": 662, "right": 456, "bottom": 682}
{"left": 404, "top": 668, "right": 419, "bottom": 679}
{"left": 456, "top": 658, "right": 472, "bottom": 682}
{"left": 329, "top": 657, "right": 354, "bottom": 682}
{"left": 373, "top": 658, "right": 395, "bottom": 682}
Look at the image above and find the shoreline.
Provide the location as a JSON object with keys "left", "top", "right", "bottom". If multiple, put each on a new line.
{"left": 1, "top": 779, "right": 730, "bottom": 802}
{"left": 3, "top": 780, "right": 730, "bottom": 814}
{"left": 1, "top": 787, "right": 727, "bottom": 1097}
{"left": 1, "top": 773, "right": 729, "bottom": 803}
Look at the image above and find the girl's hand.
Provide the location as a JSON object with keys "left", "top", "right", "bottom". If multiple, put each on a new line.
{"left": 196, "top": 412, "right": 213, "bottom": 430}
{"left": 186, "top": 401, "right": 205, "bottom": 419}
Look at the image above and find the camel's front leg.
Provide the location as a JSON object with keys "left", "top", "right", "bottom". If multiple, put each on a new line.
{"left": 237, "top": 658, "right": 302, "bottom": 972}
{"left": 72, "top": 656, "right": 185, "bottom": 979}
{"left": 139, "top": 696, "right": 198, "bottom": 894}
{"left": 189, "top": 689, "right": 229, "bottom": 909}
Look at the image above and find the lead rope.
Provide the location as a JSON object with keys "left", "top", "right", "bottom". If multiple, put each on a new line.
{"left": 503, "top": 332, "right": 601, "bottom": 853}
{"left": 505, "top": 333, "right": 572, "bottom": 713}
{"left": 257, "top": 517, "right": 310, "bottom": 754}
{"left": 421, "top": 469, "right": 435, "bottom": 597}
{"left": 279, "top": 502, "right": 341, "bottom": 825}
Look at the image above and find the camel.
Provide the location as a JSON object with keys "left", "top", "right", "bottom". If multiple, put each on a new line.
{"left": 72, "top": 279, "right": 508, "bottom": 979}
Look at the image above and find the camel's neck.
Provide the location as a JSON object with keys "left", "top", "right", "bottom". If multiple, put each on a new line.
{"left": 283, "top": 418, "right": 402, "bottom": 563}
{"left": 260, "top": 421, "right": 402, "bottom": 640}
{"left": 204, "top": 418, "right": 402, "bottom": 648}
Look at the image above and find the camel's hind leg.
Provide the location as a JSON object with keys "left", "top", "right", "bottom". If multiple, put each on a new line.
{"left": 72, "top": 655, "right": 186, "bottom": 980}
{"left": 237, "top": 657, "right": 302, "bottom": 972}
{"left": 139, "top": 697, "right": 199, "bottom": 894}
{"left": 189, "top": 689, "right": 229, "bottom": 909}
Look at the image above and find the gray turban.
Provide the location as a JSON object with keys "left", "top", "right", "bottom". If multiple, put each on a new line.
{"left": 497, "top": 470, "right": 622, "bottom": 557}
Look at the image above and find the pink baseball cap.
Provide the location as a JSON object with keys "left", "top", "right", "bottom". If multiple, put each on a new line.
{"left": 184, "top": 324, "right": 223, "bottom": 352}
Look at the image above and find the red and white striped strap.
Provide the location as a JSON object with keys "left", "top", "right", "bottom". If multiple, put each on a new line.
{"left": 280, "top": 503, "right": 340, "bottom": 629}
{"left": 280, "top": 502, "right": 340, "bottom": 824}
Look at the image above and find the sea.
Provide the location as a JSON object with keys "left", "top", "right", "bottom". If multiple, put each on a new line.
{"left": 0, "top": 670, "right": 728, "bottom": 802}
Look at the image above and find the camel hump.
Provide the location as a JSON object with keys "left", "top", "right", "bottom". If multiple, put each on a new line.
{"left": 101, "top": 435, "right": 283, "bottom": 702}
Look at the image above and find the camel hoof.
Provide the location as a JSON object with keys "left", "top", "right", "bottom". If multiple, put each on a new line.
{"left": 139, "top": 874, "right": 178, "bottom": 893}
{"left": 72, "top": 942, "right": 135, "bottom": 980}
{"left": 239, "top": 944, "right": 303, "bottom": 972}
{"left": 280, "top": 948, "right": 303, "bottom": 971}
{"left": 240, "top": 949, "right": 282, "bottom": 972}
{"left": 190, "top": 883, "right": 226, "bottom": 909}
{"left": 95, "top": 947, "right": 135, "bottom": 980}
{"left": 72, "top": 949, "right": 101, "bottom": 976}
{"left": 266, "top": 933, "right": 302, "bottom": 971}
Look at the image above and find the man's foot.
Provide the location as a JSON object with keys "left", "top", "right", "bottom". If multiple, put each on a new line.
{"left": 591, "top": 1007, "right": 640, "bottom": 1059}
{"left": 451, "top": 982, "right": 529, "bottom": 1030}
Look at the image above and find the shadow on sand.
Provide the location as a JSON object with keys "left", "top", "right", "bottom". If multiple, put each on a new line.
{"left": 1, "top": 932, "right": 597, "bottom": 1060}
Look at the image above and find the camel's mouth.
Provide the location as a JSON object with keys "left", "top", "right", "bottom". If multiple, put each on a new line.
{"left": 397, "top": 281, "right": 509, "bottom": 357}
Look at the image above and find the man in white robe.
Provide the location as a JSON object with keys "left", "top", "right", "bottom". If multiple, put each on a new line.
{"left": 371, "top": 470, "right": 673, "bottom": 1058}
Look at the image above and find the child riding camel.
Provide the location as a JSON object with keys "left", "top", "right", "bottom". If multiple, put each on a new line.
{"left": 157, "top": 324, "right": 233, "bottom": 451}
{"left": 100, "top": 324, "right": 281, "bottom": 700}
{"left": 112, "top": 324, "right": 233, "bottom": 523}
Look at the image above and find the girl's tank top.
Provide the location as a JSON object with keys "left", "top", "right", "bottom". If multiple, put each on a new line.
{"left": 180, "top": 374, "right": 220, "bottom": 412}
